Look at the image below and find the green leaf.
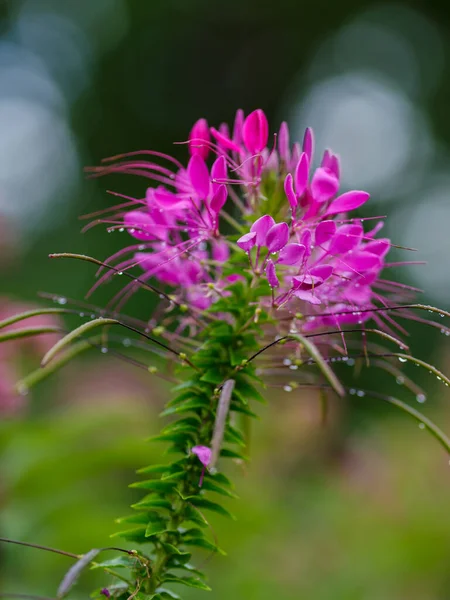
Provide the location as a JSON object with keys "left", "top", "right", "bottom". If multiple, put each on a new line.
{"left": 91, "top": 556, "right": 138, "bottom": 570}
{"left": 199, "top": 369, "right": 224, "bottom": 385}
{"left": 145, "top": 519, "right": 168, "bottom": 537}
{"left": 189, "top": 497, "right": 235, "bottom": 519}
{"left": 200, "top": 479, "right": 238, "bottom": 499}
{"left": 131, "top": 498, "right": 173, "bottom": 511}
{"left": 162, "top": 575, "right": 211, "bottom": 591}
{"left": 0, "top": 326, "right": 63, "bottom": 343}
{"left": 290, "top": 333, "right": 345, "bottom": 397}
{"left": 0, "top": 307, "right": 69, "bottom": 329}
{"left": 129, "top": 480, "right": 177, "bottom": 492}
{"left": 42, "top": 317, "right": 117, "bottom": 366}
{"left": 110, "top": 526, "right": 147, "bottom": 542}
{"left": 160, "top": 398, "right": 209, "bottom": 417}
{"left": 220, "top": 447, "right": 248, "bottom": 461}
{"left": 183, "top": 537, "right": 226, "bottom": 555}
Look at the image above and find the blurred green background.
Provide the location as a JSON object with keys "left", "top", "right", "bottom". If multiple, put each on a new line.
{"left": 0, "top": 0, "right": 450, "bottom": 598}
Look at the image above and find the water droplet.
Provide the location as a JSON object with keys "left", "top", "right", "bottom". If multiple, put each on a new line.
{"left": 342, "top": 356, "right": 348, "bottom": 362}
{"left": 347, "top": 358, "right": 355, "bottom": 367}
{"left": 356, "top": 390, "right": 365, "bottom": 397}
{"left": 17, "top": 383, "right": 29, "bottom": 396}
{"left": 396, "top": 376, "right": 405, "bottom": 385}
{"left": 418, "top": 423, "right": 425, "bottom": 430}
{"left": 440, "top": 313, "right": 445, "bottom": 318}
{"left": 398, "top": 357, "right": 407, "bottom": 363}
{"left": 79, "top": 312, "right": 85, "bottom": 318}
{"left": 283, "top": 385, "right": 293, "bottom": 392}
{"left": 289, "top": 365, "right": 298, "bottom": 370}
{"left": 416, "top": 393, "right": 426, "bottom": 403}
{"left": 57, "top": 297, "right": 67, "bottom": 305}
{"left": 90, "top": 314, "right": 96, "bottom": 319}
{"left": 123, "top": 338, "right": 131, "bottom": 347}
{"left": 101, "top": 347, "right": 108, "bottom": 354}
{"left": 349, "top": 388, "right": 356, "bottom": 395}
{"left": 119, "top": 227, "right": 125, "bottom": 233}
{"left": 283, "top": 358, "right": 292, "bottom": 366}
{"left": 117, "top": 271, "right": 123, "bottom": 276}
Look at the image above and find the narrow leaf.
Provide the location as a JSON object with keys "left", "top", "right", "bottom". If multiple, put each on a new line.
{"left": 290, "top": 333, "right": 345, "bottom": 397}
{"left": 42, "top": 318, "right": 117, "bottom": 366}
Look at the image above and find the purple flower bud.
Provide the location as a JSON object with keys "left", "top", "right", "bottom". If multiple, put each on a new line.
{"left": 189, "top": 118, "right": 210, "bottom": 159}
{"left": 237, "top": 231, "right": 257, "bottom": 252}
{"left": 302, "top": 127, "right": 314, "bottom": 163}
{"left": 242, "top": 109, "right": 269, "bottom": 154}
{"left": 250, "top": 215, "right": 275, "bottom": 246}
{"left": 266, "top": 222, "right": 289, "bottom": 253}
{"left": 294, "top": 152, "right": 309, "bottom": 198}
{"left": 188, "top": 154, "right": 210, "bottom": 200}
{"left": 210, "top": 184, "right": 228, "bottom": 214}
{"left": 284, "top": 173, "right": 297, "bottom": 210}
{"left": 266, "top": 259, "right": 279, "bottom": 288}
{"left": 211, "top": 155, "right": 228, "bottom": 194}
{"left": 278, "top": 121, "right": 290, "bottom": 162}
{"left": 100, "top": 589, "right": 110, "bottom": 598}
{"left": 191, "top": 445, "right": 212, "bottom": 467}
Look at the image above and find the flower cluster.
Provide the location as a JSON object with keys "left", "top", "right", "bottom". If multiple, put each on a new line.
{"left": 90, "top": 108, "right": 401, "bottom": 337}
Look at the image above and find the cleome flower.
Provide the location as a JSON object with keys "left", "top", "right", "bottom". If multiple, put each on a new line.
{"left": 86, "top": 108, "right": 410, "bottom": 341}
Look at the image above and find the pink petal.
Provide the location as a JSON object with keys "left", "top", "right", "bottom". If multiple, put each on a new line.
{"left": 293, "top": 289, "right": 322, "bottom": 305}
{"left": 310, "top": 264, "right": 333, "bottom": 281}
{"left": 315, "top": 220, "right": 336, "bottom": 245}
{"left": 284, "top": 173, "right": 297, "bottom": 210}
{"left": 302, "top": 127, "right": 314, "bottom": 163}
{"left": 250, "top": 215, "right": 275, "bottom": 246}
{"left": 364, "top": 238, "right": 390, "bottom": 258}
{"left": 188, "top": 118, "right": 210, "bottom": 159}
{"left": 329, "top": 224, "right": 363, "bottom": 254}
{"left": 211, "top": 155, "right": 228, "bottom": 194}
{"left": 191, "top": 445, "right": 212, "bottom": 467}
{"left": 266, "top": 222, "right": 289, "bottom": 253}
{"left": 299, "top": 229, "right": 312, "bottom": 256}
{"left": 294, "top": 152, "right": 309, "bottom": 197}
{"left": 290, "top": 142, "right": 301, "bottom": 170}
{"left": 345, "top": 251, "right": 381, "bottom": 271}
{"left": 210, "top": 184, "right": 228, "bottom": 214}
{"left": 237, "top": 231, "right": 257, "bottom": 252}
{"left": 152, "top": 187, "right": 190, "bottom": 209}
{"left": 210, "top": 127, "right": 241, "bottom": 153}
{"left": 310, "top": 167, "right": 339, "bottom": 203}
{"left": 277, "top": 243, "right": 305, "bottom": 265}
{"left": 242, "top": 109, "right": 269, "bottom": 154}
{"left": 278, "top": 121, "right": 290, "bottom": 162}
{"left": 325, "top": 191, "right": 370, "bottom": 216}
{"left": 266, "top": 259, "right": 279, "bottom": 288}
{"left": 188, "top": 155, "right": 210, "bottom": 200}
{"left": 124, "top": 211, "right": 155, "bottom": 241}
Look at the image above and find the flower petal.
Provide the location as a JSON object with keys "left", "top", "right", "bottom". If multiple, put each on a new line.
{"left": 242, "top": 109, "right": 269, "bottom": 154}
{"left": 266, "top": 222, "right": 289, "bottom": 253}
{"left": 310, "top": 167, "right": 339, "bottom": 203}
{"left": 237, "top": 231, "right": 257, "bottom": 252}
{"left": 325, "top": 190, "right": 370, "bottom": 216}
{"left": 189, "top": 118, "right": 210, "bottom": 159}
{"left": 284, "top": 173, "right": 297, "bottom": 210}
{"left": 250, "top": 215, "right": 276, "bottom": 246}
{"left": 294, "top": 152, "right": 309, "bottom": 197}
{"left": 210, "top": 127, "right": 241, "bottom": 153}
{"left": 315, "top": 220, "right": 336, "bottom": 245}
{"left": 188, "top": 154, "right": 210, "bottom": 200}
{"left": 277, "top": 243, "right": 305, "bottom": 265}
{"left": 302, "top": 127, "right": 314, "bottom": 163}
{"left": 266, "top": 259, "right": 279, "bottom": 288}
{"left": 211, "top": 155, "right": 228, "bottom": 194}
{"left": 210, "top": 184, "right": 228, "bottom": 214}
{"left": 191, "top": 445, "right": 212, "bottom": 467}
